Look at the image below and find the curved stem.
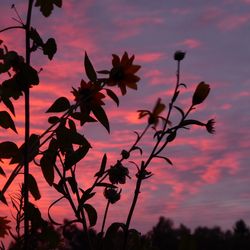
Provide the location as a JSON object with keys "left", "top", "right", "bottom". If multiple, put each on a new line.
{"left": 0, "top": 25, "right": 24, "bottom": 33}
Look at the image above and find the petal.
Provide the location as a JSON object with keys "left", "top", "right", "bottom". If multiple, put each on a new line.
{"left": 112, "top": 54, "right": 120, "bottom": 67}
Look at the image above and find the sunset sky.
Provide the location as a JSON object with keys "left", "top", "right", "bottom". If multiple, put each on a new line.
{"left": 1, "top": 0, "right": 250, "bottom": 241}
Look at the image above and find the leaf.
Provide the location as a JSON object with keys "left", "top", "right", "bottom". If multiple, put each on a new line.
{"left": 46, "top": 97, "right": 70, "bottom": 113}
{"left": 95, "top": 153, "right": 107, "bottom": 177}
{"left": 0, "top": 111, "right": 17, "bottom": 133}
{"left": 2, "top": 98, "right": 15, "bottom": 116}
{"left": 83, "top": 204, "right": 97, "bottom": 227}
{"left": 48, "top": 116, "right": 60, "bottom": 124}
{"left": 0, "top": 191, "right": 8, "bottom": 205}
{"left": 28, "top": 174, "right": 41, "bottom": 200}
{"left": 131, "top": 146, "right": 143, "bottom": 155}
{"left": 0, "top": 167, "right": 6, "bottom": 177}
{"left": 174, "top": 106, "right": 185, "bottom": 119}
{"left": 79, "top": 188, "right": 96, "bottom": 205}
{"left": 0, "top": 216, "right": 11, "bottom": 238}
{"left": 155, "top": 156, "right": 173, "bottom": 165}
{"left": 30, "top": 27, "right": 44, "bottom": 47}
{"left": 40, "top": 151, "right": 55, "bottom": 186}
{"left": 16, "top": 64, "right": 39, "bottom": 87}
{"left": 84, "top": 52, "right": 97, "bottom": 82}
{"left": 166, "top": 131, "right": 176, "bottom": 143}
{"left": 0, "top": 141, "right": 19, "bottom": 159}
{"left": 67, "top": 177, "right": 77, "bottom": 194}
{"left": 106, "top": 89, "right": 119, "bottom": 106}
{"left": 35, "top": 0, "right": 62, "bottom": 17}
{"left": 64, "top": 146, "right": 90, "bottom": 170}
{"left": 43, "top": 38, "right": 57, "bottom": 60}
{"left": 92, "top": 105, "right": 110, "bottom": 133}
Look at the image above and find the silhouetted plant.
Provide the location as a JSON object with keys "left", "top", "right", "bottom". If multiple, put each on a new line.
{"left": 0, "top": 1, "right": 215, "bottom": 250}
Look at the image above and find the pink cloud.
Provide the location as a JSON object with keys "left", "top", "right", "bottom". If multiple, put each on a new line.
{"left": 218, "top": 14, "right": 250, "bottom": 31}
{"left": 177, "top": 38, "right": 202, "bottom": 49}
{"left": 136, "top": 52, "right": 166, "bottom": 63}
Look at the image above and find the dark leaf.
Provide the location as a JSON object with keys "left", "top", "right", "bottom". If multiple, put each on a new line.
{"left": 28, "top": 174, "right": 41, "bottom": 200}
{"left": 43, "top": 38, "right": 57, "bottom": 60}
{"left": 16, "top": 64, "right": 39, "bottom": 87}
{"left": 179, "top": 83, "right": 187, "bottom": 88}
{"left": 40, "top": 151, "right": 56, "bottom": 186}
{"left": 67, "top": 177, "right": 77, "bottom": 194}
{"left": 68, "top": 119, "right": 76, "bottom": 132}
{"left": 64, "top": 146, "right": 90, "bottom": 170}
{"left": 84, "top": 52, "right": 97, "bottom": 82}
{"left": 0, "top": 191, "right": 8, "bottom": 205}
{"left": 106, "top": 89, "right": 119, "bottom": 106}
{"left": 53, "top": 180, "right": 66, "bottom": 196}
{"left": 83, "top": 204, "right": 97, "bottom": 227}
{"left": 79, "top": 188, "right": 96, "bottom": 204}
{"left": 166, "top": 131, "right": 176, "bottom": 143}
{"left": 174, "top": 106, "right": 185, "bottom": 119}
{"left": 35, "top": 0, "right": 62, "bottom": 17}
{"left": 48, "top": 116, "right": 60, "bottom": 124}
{"left": 0, "top": 167, "right": 6, "bottom": 177}
{"left": 0, "top": 111, "right": 17, "bottom": 133}
{"left": 95, "top": 153, "right": 107, "bottom": 177}
{"left": 92, "top": 105, "right": 110, "bottom": 133}
{"left": 172, "top": 90, "right": 180, "bottom": 103}
{"left": 30, "top": 27, "right": 44, "bottom": 47}
{"left": 46, "top": 97, "right": 70, "bottom": 113}
{"left": 2, "top": 98, "right": 15, "bottom": 116}
{"left": 155, "top": 156, "right": 173, "bottom": 165}
{"left": 0, "top": 142, "right": 19, "bottom": 159}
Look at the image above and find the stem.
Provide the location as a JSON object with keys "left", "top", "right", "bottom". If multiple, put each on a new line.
{"left": 23, "top": 1, "right": 34, "bottom": 249}
{"left": 100, "top": 201, "right": 110, "bottom": 236}
{"left": 0, "top": 26, "right": 24, "bottom": 33}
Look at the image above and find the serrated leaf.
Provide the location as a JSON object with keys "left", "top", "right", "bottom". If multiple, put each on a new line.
{"left": 0, "top": 141, "right": 19, "bottom": 159}
{"left": 83, "top": 204, "right": 97, "bottom": 227}
{"left": 92, "top": 105, "right": 110, "bottom": 133}
{"left": 0, "top": 111, "right": 17, "bottom": 133}
{"left": 28, "top": 174, "right": 41, "bottom": 200}
{"left": 64, "top": 146, "right": 90, "bottom": 170}
{"left": 95, "top": 153, "right": 107, "bottom": 177}
{"left": 35, "top": 0, "right": 62, "bottom": 17}
{"left": 43, "top": 38, "right": 57, "bottom": 60}
{"left": 0, "top": 167, "right": 6, "bottom": 177}
{"left": 84, "top": 52, "right": 97, "bottom": 82}
{"left": 46, "top": 97, "right": 70, "bottom": 113}
{"left": 106, "top": 89, "right": 119, "bottom": 106}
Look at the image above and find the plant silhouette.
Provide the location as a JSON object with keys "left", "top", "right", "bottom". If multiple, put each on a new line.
{"left": 0, "top": 1, "right": 215, "bottom": 250}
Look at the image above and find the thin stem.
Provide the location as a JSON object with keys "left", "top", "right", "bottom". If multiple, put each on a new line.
{"left": 100, "top": 201, "right": 110, "bottom": 236}
{"left": 23, "top": 1, "right": 34, "bottom": 249}
{"left": 0, "top": 25, "right": 24, "bottom": 33}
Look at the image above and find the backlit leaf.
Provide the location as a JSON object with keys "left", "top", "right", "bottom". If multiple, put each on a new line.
{"left": 83, "top": 204, "right": 97, "bottom": 227}
{"left": 106, "top": 89, "right": 119, "bottom": 106}
{"left": 92, "top": 105, "right": 110, "bottom": 133}
{"left": 0, "top": 141, "right": 19, "bottom": 159}
{"left": 40, "top": 151, "right": 56, "bottom": 186}
{"left": 28, "top": 174, "right": 41, "bottom": 200}
{"left": 0, "top": 111, "right": 17, "bottom": 133}
{"left": 43, "top": 38, "right": 57, "bottom": 60}
{"left": 95, "top": 153, "right": 107, "bottom": 177}
{"left": 2, "top": 98, "right": 15, "bottom": 116}
{"left": 46, "top": 97, "right": 70, "bottom": 113}
{"left": 84, "top": 52, "right": 97, "bottom": 82}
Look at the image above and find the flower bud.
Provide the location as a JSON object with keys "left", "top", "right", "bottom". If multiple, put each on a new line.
{"left": 206, "top": 119, "right": 215, "bottom": 134}
{"left": 192, "top": 82, "right": 210, "bottom": 106}
{"left": 104, "top": 188, "right": 121, "bottom": 204}
{"left": 174, "top": 51, "right": 186, "bottom": 61}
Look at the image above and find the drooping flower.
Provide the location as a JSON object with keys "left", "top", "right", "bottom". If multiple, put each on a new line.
{"left": 108, "top": 161, "right": 130, "bottom": 184}
{"left": 206, "top": 119, "right": 215, "bottom": 134}
{"left": 192, "top": 82, "right": 210, "bottom": 106}
{"left": 174, "top": 51, "right": 186, "bottom": 61}
{"left": 107, "top": 52, "right": 141, "bottom": 95}
{"left": 72, "top": 79, "right": 105, "bottom": 116}
{"left": 104, "top": 187, "right": 121, "bottom": 204}
{"left": 138, "top": 98, "right": 166, "bottom": 128}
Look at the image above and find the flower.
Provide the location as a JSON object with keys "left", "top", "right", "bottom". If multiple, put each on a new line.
{"left": 138, "top": 98, "right": 165, "bottom": 128}
{"left": 104, "top": 188, "right": 121, "bottom": 204}
{"left": 72, "top": 79, "right": 105, "bottom": 116}
{"left": 107, "top": 52, "right": 141, "bottom": 95}
{"left": 192, "top": 82, "right": 210, "bottom": 106}
{"left": 174, "top": 51, "right": 186, "bottom": 61}
{"left": 108, "top": 161, "right": 130, "bottom": 184}
{"left": 206, "top": 119, "right": 215, "bottom": 134}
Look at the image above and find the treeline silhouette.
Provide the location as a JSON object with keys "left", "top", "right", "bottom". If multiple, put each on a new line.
{"left": 8, "top": 217, "right": 250, "bottom": 250}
